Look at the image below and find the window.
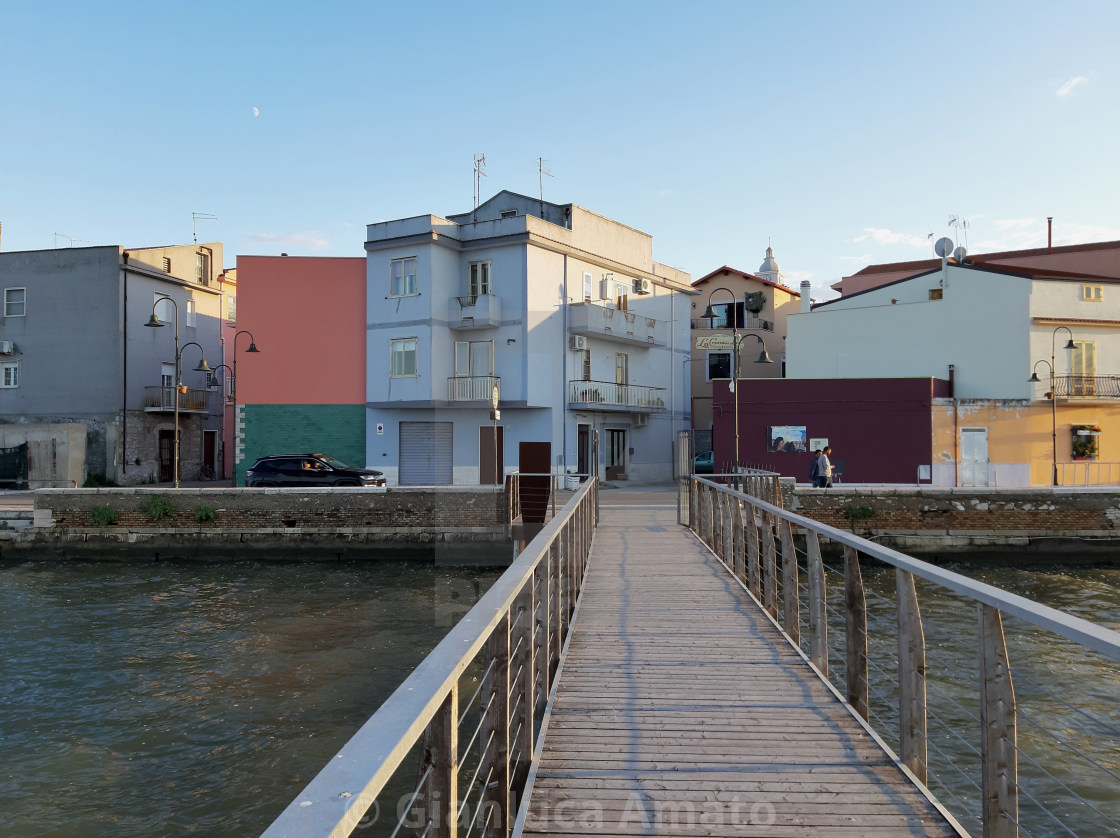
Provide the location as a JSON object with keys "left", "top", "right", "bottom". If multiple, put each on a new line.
{"left": 4, "top": 288, "right": 25, "bottom": 318}
{"left": 1082, "top": 284, "right": 1103, "bottom": 302}
{"left": 196, "top": 252, "right": 210, "bottom": 286}
{"left": 154, "top": 294, "right": 174, "bottom": 324}
{"left": 469, "top": 261, "right": 491, "bottom": 298}
{"left": 226, "top": 294, "right": 237, "bottom": 324}
{"left": 390, "top": 338, "right": 418, "bottom": 377}
{"left": 0, "top": 362, "right": 18, "bottom": 388}
{"left": 500, "top": 209, "right": 517, "bottom": 219}
{"left": 583, "top": 272, "right": 593, "bottom": 302}
{"left": 707, "top": 352, "right": 731, "bottom": 380}
{"left": 454, "top": 340, "right": 493, "bottom": 377}
{"left": 186, "top": 299, "right": 197, "bottom": 327}
{"left": 162, "top": 257, "right": 171, "bottom": 273}
{"left": 579, "top": 349, "right": 591, "bottom": 380}
{"left": 707, "top": 302, "right": 745, "bottom": 329}
{"left": 391, "top": 257, "right": 418, "bottom": 297}
{"left": 929, "top": 288, "right": 943, "bottom": 300}
{"left": 615, "top": 353, "right": 629, "bottom": 386}
{"left": 161, "top": 363, "right": 175, "bottom": 388}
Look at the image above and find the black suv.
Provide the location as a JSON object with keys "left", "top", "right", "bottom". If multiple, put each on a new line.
{"left": 245, "top": 454, "right": 386, "bottom": 488}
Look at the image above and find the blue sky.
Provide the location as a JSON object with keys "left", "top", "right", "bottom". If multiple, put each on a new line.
{"left": 3, "top": 0, "right": 1119, "bottom": 299}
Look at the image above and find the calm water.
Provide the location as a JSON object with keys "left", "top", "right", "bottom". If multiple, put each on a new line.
{"left": 0, "top": 557, "right": 504, "bottom": 838}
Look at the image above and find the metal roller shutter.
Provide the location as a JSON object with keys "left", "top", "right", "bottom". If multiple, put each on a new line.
{"left": 399, "top": 421, "right": 454, "bottom": 485}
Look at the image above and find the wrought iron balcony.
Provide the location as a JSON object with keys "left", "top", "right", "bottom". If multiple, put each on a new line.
{"left": 447, "top": 375, "right": 500, "bottom": 402}
{"left": 568, "top": 380, "right": 667, "bottom": 412}
{"left": 690, "top": 315, "right": 773, "bottom": 332}
{"left": 1053, "top": 375, "right": 1120, "bottom": 398}
{"left": 143, "top": 386, "right": 211, "bottom": 413}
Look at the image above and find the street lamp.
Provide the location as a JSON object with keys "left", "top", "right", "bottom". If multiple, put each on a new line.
{"left": 490, "top": 381, "right": 501, "bottom": 490}
{"left": 207, "top": 364, "right": 234, "bottom": 401}
{"left": 703, "top": 288, "right": 738, "bottom": 469}
{"left": 1029, "top": 326, "right": 1077, "bottom": 486}
{"left": 728, "top": 332, "right": 773, "bottom": 468}
{"left": 145, "top": 296, "right": 212, "bottom": 488}
{"left": 232, "top": 330, "right": 260, "bottom": 403}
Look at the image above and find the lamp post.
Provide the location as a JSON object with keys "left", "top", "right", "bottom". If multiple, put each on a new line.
{"left": 145, "top": 295, "right": 211, "bottom": 488}
{"left": 730, "top": 332, "right": 774, "bottom": 468}
{"left": 1029, "top": 326, "right": 1077, "bottom": 487}
{"left": 208, "top": 364, "right": 234, "bottom": 401}
{"left": 702, "top": 288, "right": 737, "bottom": 468}
{"left": 490, "top": 382, "right": 501, "bottom": 490}
{"left": 232, "top": 330, "right": 260, "bottom": 403}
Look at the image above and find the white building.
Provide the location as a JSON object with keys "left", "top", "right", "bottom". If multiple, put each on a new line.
{"left": 363, "top": 191, "right": 694, "bottom": 486}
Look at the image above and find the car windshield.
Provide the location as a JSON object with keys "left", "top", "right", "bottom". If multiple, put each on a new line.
{"left": 315, "top": 455, "right": 351, "bottom": 469}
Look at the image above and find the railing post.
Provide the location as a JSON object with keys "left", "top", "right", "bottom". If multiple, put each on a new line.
{"left": 719, "top": 490, "right": 732, "bottom": 564}
{"left": 550, "top": 541, "right": 562, "bottom": 672}
{"left": 897, "top": 569, "right": 928, "bottom": 784}
{"left": 532, "top": 564, "right": 547, "bottom": 718}
{"left": 479, "top": 615, "right": 509, "bottom": 838}
{"left": 511, "top": 587, "right": 535, "bottom": 800}
{"left": 980, "top": 604, "right": 1019, "bottom": 838}
{"left": 429, "top": 682, "right": 460, "bottom": 838}
{"left": 731, "top": 498, "right": 745, "bottom": 582}
{"left": 780, "top": 520, "right": 800, "bottom": 643}
{"left": 746, "top": 507, "right": 761, "bottom": 599}
{"left": 844, "top": 546, "right": 869, "bottom": 720}
{"left": 805, "top": 531, "right": 828, "bottom": 676}
{"left": 762, "top": 522, "right": 778, "bottom": 619}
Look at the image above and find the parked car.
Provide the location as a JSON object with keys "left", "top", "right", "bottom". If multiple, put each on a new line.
{"left": 693, "top": 451, "right": 714, "bottom": 474}
{"left": 245, "top": 454, "right": 386, "bottom": 488}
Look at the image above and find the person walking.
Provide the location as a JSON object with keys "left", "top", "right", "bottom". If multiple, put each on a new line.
{"left": 818, "top": 446, "right": 834, "bottom": 488}
{"left": 809, "top": 450, "right": 821, "bottom": 487}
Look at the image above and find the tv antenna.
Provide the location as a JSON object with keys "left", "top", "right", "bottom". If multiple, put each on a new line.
{"left": 53, "top": 232, "right": 88, "bottom": 248}
{"left": 948, "top": 215, "right": 969, "bottom": 249}
{"left": 537, "top": 156, "right": 554, "bottom": 205}
{"left": 192, "top": 212, "right": 218, "bottom": 243}
{"left": 473, "top": 154, "right": 487, "bottom": 210}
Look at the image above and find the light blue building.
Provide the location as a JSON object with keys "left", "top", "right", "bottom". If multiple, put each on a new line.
{"left": 364, "top": 191, "right": 695, "bottom": 485}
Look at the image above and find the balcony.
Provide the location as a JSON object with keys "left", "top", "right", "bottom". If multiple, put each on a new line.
{"left": 569, "top": 302, "right": 665, "bottom": 347}
{"left": 1053, "top": 375, "right": 1120, "bottom": 399}
{"left": 448, "top": 375, "right": 500, "bottom": 403}
{"left": 691, "top": 315, "right": 774, "bottom": 332}
{"left": 449, "top": 294, "right": 501, "bottom": 330}
{"left": 568, "top": 380, "right": 667, "bottom": 412}
{"left": 143, "top": 386, "right": 211, "bottom": 414}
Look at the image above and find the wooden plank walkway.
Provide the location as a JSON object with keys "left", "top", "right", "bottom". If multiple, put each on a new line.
{"left": 520, "top": 494, "right": 962, "bottom": 837}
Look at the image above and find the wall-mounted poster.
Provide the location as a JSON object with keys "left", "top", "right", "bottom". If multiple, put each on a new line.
{"left": 768, "top": 426, "right": 807, "bottom": 453}
{"left": 809, "top": 438, "right": 828, "bottom": 452}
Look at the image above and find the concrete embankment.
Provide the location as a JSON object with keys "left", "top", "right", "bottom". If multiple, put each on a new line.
{"left": 788, "top": 485, "right": 1120, "bottom": 555}
{"left": 5, "top": 487, "right": 511, "bottom": 561}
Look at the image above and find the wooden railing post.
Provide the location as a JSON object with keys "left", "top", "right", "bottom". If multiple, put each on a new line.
{"left": 479, "top": 615, "right": 509, "bottom": 838}
{"left": 731, "top": 498, "right": 745, "bottom": 582}
{"left": 844, "top": 546, "right": 868, "bottom": 720}
{"left": 429, "top": 683, "right": 460, "bottom": 838}
{"left": 762, "top": 522, "right": 778, "bottom": 619}
{"left": 720, "top": 491, "right": 732, "bottom": 564}
{"left": 746, "top": 508, "right": 761, "bottom": 599}
{"left": 780, "top": 520, "right": 800, "bottom": 643}
{"left": 550, "top": 541, "right": 562, "bottom": 671}
{"left": 897, "top": 569, "right": 928, "bottom": 784}
{"left": 980, "top": 604, "right": 1019, "bottom": 838}
{"left": 532, "top": 564, "right": 547, "bottom": 718}
{"left": 511, "top": 587, "right": 535, "bottom": 799}
{"left": 805, "top": 531, "right": 827, "bottom": 676}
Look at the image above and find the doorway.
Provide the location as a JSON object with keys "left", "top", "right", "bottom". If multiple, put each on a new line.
{"left": 577, "top": 424, "right": 590, "bottom": 480}
{"left": 960, "top": 428, "right": 989, "bottom": 487}
{"left": 479, "top": 425, "right": 504, "bottom": 485}
{"left": 203, "top": 430, "right": 218, "bottom": 479}
{"left": 606, "top": 428, "right": 627, "bottom": 481}
{"left": 158, "top": 430, "right": 176, "bottom": 483}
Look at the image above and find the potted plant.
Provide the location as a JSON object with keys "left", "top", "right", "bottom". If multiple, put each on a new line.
{"left": 1072, "top": 425, "right": 1101, "bottom": 460}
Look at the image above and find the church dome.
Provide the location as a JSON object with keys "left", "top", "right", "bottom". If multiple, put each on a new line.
{"left": 759, "top": 245, "right": 781, "bottom": 275}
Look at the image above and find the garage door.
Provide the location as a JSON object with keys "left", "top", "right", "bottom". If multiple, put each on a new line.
{"left": 399, "top": 421, "right": 454, "bottom": 485}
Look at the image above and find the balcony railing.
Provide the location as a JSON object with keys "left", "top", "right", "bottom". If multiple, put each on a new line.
{"left": 691, "top": 315, "right": 773, "bottom": 332}
{"left": 568, "top": 302, "right": 665, "bottom": 346}
{"left": 449, "top": 293, "right": 501, "bottom": 329}
{"left": 447, "top": 375, "right": 500, "bottom": 402}
{"left": 142, "top": 386, "right": 211, "bottom": 413}
{"left": 568, "top": 379, "right": 667, "bottom": 411}
{"left": 1053, "top": 374, "right": 1120, "bottom": 398}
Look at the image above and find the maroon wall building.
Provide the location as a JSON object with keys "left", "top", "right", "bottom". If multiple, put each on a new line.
{"left": 712, "top": 378, "right": 952, "bottom": 484}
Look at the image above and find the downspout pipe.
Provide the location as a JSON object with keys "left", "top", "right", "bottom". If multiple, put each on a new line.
{"left": 121, "top": 251, "right": 129, "bottom": 477}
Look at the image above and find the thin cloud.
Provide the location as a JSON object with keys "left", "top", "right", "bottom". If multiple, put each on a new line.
{"left": 853, "top": 228, "right": 928, "bottom": 248}
{"left": 995, "top": 218, "right": 1036, "bottom": 230}
{"left": 784, "top": 269, "right": 812, "bottom": 283}
{"left": 246, "top": 231, "right": 331, "bottom": 251}
{"left": 1056, "top": 75, "right": 1088, "bottom": 97}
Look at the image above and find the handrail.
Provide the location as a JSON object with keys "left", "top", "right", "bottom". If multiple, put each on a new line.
{"left": 684, "top": 475, "right": 1120, "bottom": 837}
{"left": 261, "top": 478, "right": 599, "bottom": 838}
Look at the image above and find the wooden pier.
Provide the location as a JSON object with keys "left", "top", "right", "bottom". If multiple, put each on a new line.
{"left": 519, "top": 493, "right": 962, "bottom": 837}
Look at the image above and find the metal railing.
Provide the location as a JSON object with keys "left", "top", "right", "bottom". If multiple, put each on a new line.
{"left": 261, "top": 479, "right": 599, "bottom": 838}
{"left": 1053, "top": 374, "right": 1120, "bottom": 398}
{"left": 567, "top": 380, "right": 666, "bottom": 410}
{"left": 683, "top": 476, "right": 1120, "bottom": 838}
{"left": 690, "top": 316, "right": 773, "bottom": 331}
{"left": 447, "top": 376, "right": 500, "bottom": 402}
{"left": 142, "top": 385, "right": 210, "bottom": 412}
{"left": 1058, "top": 461, "right": 1120, "bottom": 486}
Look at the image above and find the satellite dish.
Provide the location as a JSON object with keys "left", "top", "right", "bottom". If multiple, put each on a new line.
{"left": 952, "top": 246, "right": 968, "bottom": 263}
{"left": 934, "top": 237, "right": 955, "bottom": 258}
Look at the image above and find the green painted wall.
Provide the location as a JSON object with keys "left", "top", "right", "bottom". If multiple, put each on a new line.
{"left": 238, "top": 404, "right": 365, "bottom": 485}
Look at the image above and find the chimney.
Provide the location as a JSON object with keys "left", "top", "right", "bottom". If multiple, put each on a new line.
{"left": 1047, "top": 217, "right": 1053, "bottom": 250}
{"left": 799, "top": 281, "right": 812, "bottom": 313}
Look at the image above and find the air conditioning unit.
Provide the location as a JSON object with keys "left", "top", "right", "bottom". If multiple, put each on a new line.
{"left": 0, "top": 341, "right": 15, "bottom": 355}
{"left": 633, "top": 413, "right": 649, "bottom": 428}
{"left": 634, "top": 278, "right": 653, "bottom": 295}
{"left": 568, "top": 335, "right": 588, "bottom": 351}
